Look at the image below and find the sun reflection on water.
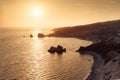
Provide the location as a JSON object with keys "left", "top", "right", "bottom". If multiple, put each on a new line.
{"left": 28, "top": 36, "right": 45, "bottom": 79}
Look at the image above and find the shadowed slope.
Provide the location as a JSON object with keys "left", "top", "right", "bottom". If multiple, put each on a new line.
{"left": 49, "top": 20, "right": 120, "bottom": 41}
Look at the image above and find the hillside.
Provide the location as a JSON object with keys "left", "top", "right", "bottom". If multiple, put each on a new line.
{"left": 48, "top": 20, "right": 120, "bottom": 41}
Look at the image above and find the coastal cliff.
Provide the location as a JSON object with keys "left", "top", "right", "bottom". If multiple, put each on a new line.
{"left": 77, "top": 37, "right": 120, "bottom": 80}
{"left": 97, "top": 53, "right": 120, "bottom": 80}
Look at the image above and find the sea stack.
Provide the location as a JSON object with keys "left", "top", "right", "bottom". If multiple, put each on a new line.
{"left": 30, "top": 34, "right": 33, "bottom": 38}
{"left": 48, "top": 45, "right": 66, "bottom": 53}
{"left": 38, "top": 33, "right": 45, "bottom": 37}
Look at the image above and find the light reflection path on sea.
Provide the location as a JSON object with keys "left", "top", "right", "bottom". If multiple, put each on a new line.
{"left": 0, "top": 36, "right": 93, "bottom": 80}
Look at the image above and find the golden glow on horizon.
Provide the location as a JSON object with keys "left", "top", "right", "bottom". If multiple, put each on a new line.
{"left": 0, "top": 0, "right": 120, "bottom": 28}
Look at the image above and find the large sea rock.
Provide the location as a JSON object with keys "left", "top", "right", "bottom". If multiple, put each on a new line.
{"left": 38, "top": 33, "right": 45, "bottom": 37}
{"left": 48, "top": 45, "right": 66, "bottom": 53}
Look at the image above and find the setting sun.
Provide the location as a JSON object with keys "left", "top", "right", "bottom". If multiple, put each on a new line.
{"left": 33, "top": 8, "right": 43, "bottom": 17}
{"left": 33, "top": 8, "right": 42, "bottom": 17}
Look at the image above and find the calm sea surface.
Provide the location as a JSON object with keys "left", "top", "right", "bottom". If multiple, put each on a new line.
{"left": 0, "top": 30, "right": 93, "bottom": 80}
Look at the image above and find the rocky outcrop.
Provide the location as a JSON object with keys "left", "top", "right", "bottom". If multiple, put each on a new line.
{"left": 48, "top": 46, "right": 56, "bottom": 53}
{"left": 76, "top": 37, "right": 120, "bottom": 60}
{"left": 56, "top": 45, "right": 66, "bottom": 53}
{"left": 30, "top": 34, "right": 33, "bottom": 38}
{"left": 76, "top": 37, "right": 120, "bottom": 80}
{"left": 48, "top": 45, "right": 66, "bottom": 53}
{"left": 38, "top": 33, "right": 45, "bottom": 37}
{"left": 89, "top": 52, "right": 120, "bottom": 80}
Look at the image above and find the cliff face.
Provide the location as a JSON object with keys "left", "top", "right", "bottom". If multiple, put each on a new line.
{"left": 77, "top": 36, "right": 120, "bottom": 59}
{"left": 96, "top": 53, "right": 120, "bottom": 80}
{"left": 49, "top": 20, "right": 120, "bottom": 41}
{"left": 78, "top": 37, "right": 120, "bottom": 80}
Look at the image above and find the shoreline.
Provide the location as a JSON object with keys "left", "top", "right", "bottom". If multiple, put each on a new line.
{"left": 82, "top": 51, "right": 104, "bottom": 80}
{"left": 75, "top": 37, "right": 120, "bottom": 80}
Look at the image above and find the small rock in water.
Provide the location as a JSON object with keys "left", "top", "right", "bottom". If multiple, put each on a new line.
{"left": 30, "top": 34, "right": 33, "bottom": 38}
{"left": 38, "top": 33, "right": 45, "bottom": 37}
{"left": 48, "top": 46, "right": 56, "bottom": 53}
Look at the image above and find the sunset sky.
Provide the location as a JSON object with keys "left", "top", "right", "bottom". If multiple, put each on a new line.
{"left": 0, "top": 0, "right": 120, "bottom": 28}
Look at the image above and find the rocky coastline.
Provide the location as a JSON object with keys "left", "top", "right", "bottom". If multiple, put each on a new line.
{"left": 76, "top": 36, "right": 120, "bottom": 80}
{"left": 47, "top": 20, "right": 120, "bottom": 80}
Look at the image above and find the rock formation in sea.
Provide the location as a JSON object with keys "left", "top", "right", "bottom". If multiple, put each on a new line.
{"left": 38, "top": 33, "right": 45, "bottom": 37}
{"left": 30, "top": 34, "right": 33, "bottom": 38}
{"left": 48, "top": 45, "right": 66, "bottom": 53}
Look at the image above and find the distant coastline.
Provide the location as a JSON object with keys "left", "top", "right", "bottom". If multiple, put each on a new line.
{"left": 48, "top": 20, "right": 120, "bottom": 42}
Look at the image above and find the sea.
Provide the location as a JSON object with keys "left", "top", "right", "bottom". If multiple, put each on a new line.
{"left": 0, "top": 29, "right": 93, "bottom": 80}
